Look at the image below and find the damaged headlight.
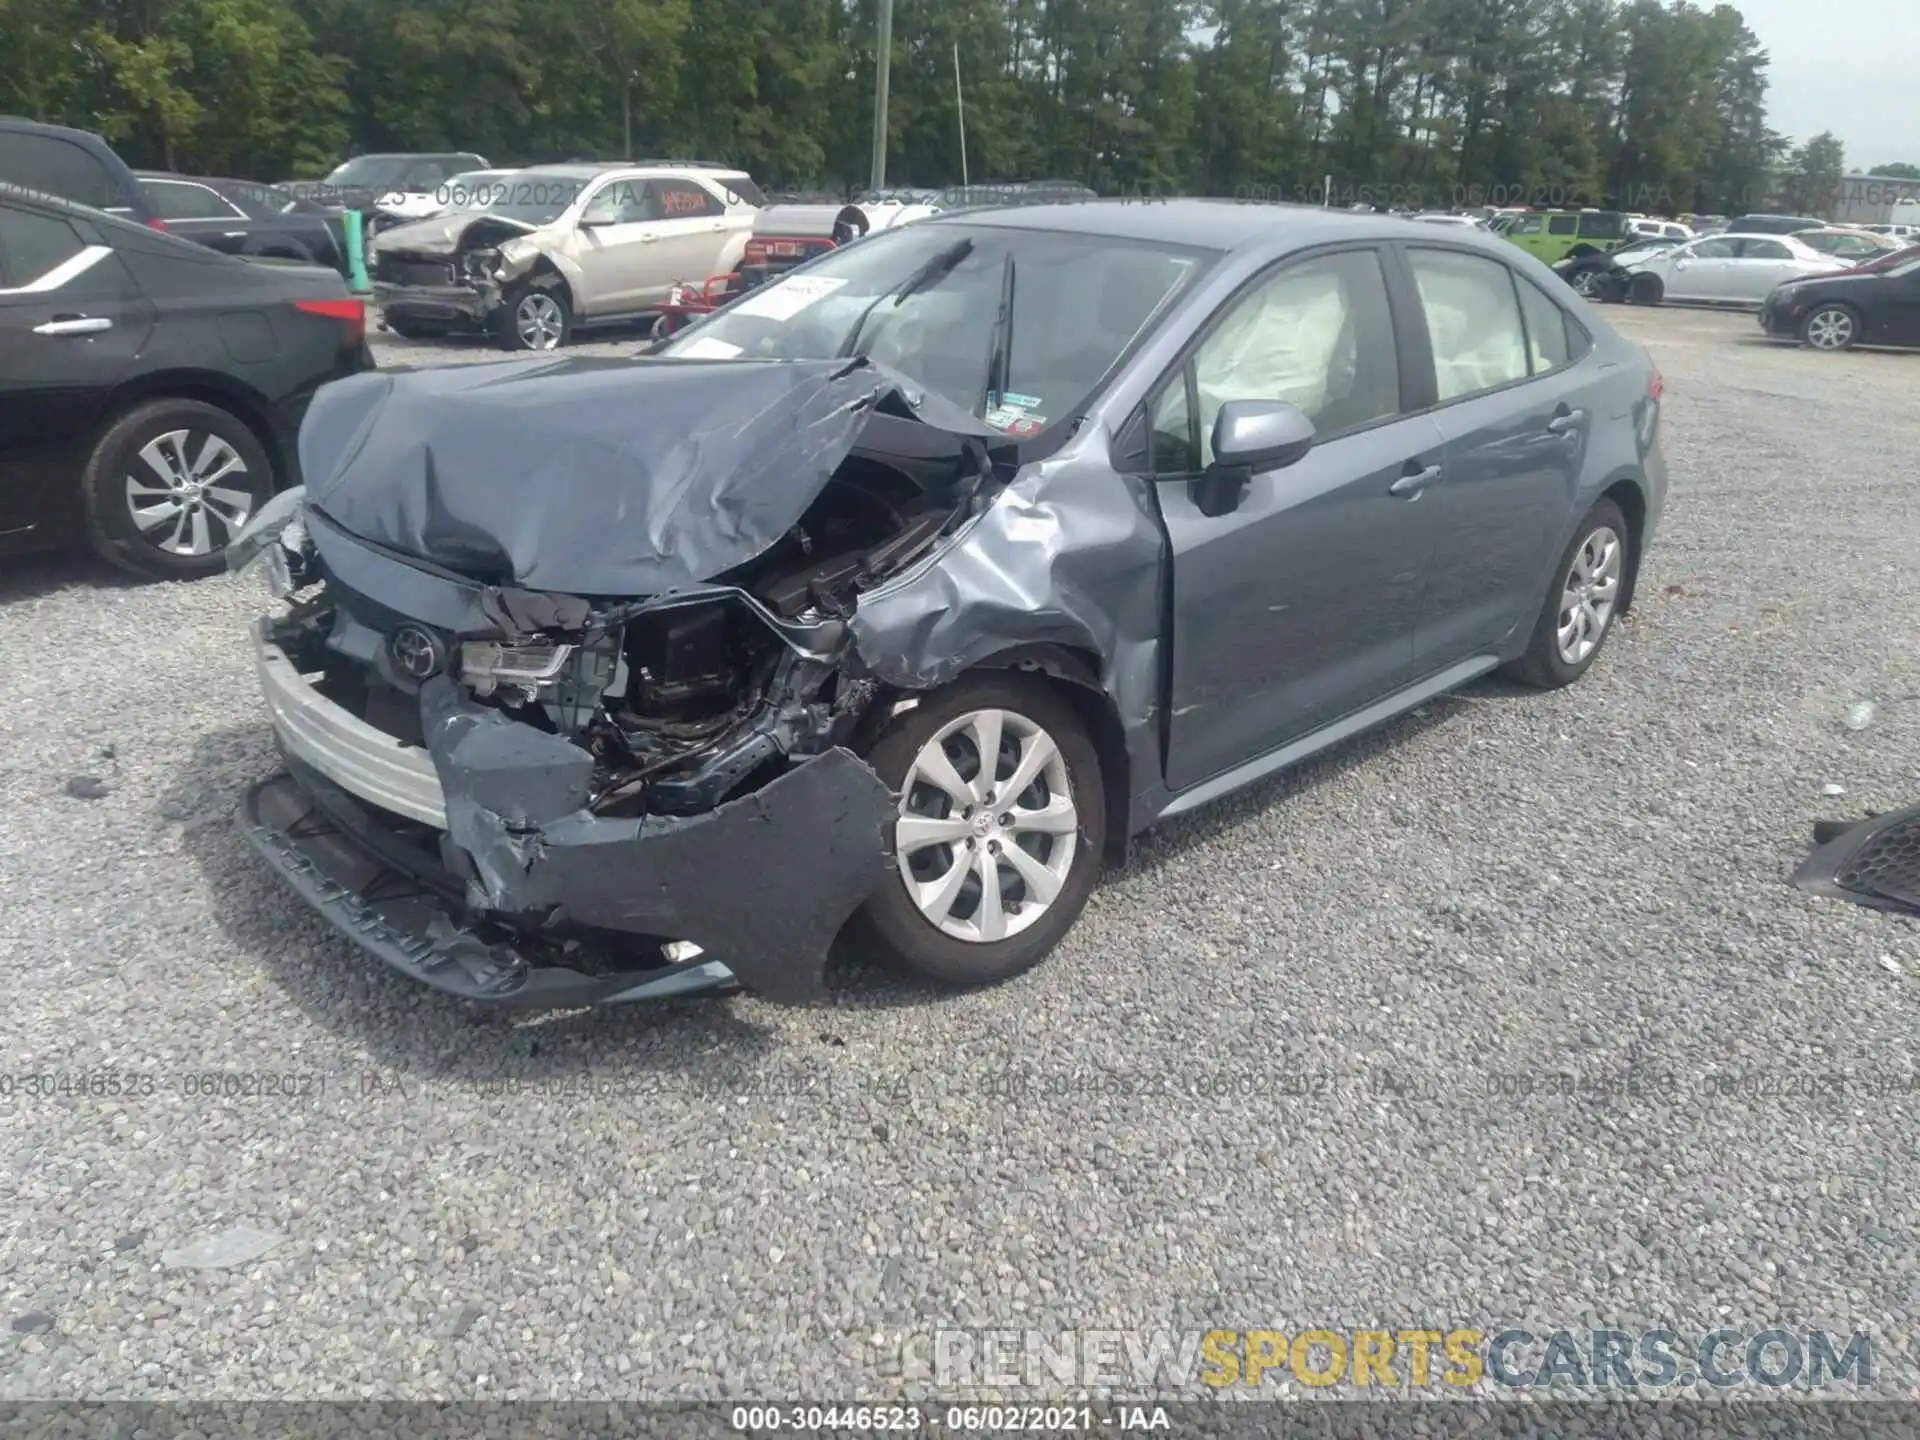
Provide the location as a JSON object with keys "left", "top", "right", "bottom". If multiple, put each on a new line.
{"left": 226, "top": 486, "right": 315, "bottom": 595}
{"left": 461, "top": 247, "right": 504, "bottom": 284}
{"left": 460, "top": 632, "right": 624, "bottom": 734}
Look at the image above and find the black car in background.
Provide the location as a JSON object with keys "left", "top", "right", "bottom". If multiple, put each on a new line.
{"left": 0, "top": 118, "right": 162, "bottom": 228}
{"left": 1552, "top": 235, "right": 1683, "bottom": 300}
{"left": 0, "top": 185, "right": 372, "bottom": 578}
{"left": 1760, "top": 243, "right": 1920, "bottom": 350}
{"left": 136, "top": 172, "right": 348, "bottom": 274}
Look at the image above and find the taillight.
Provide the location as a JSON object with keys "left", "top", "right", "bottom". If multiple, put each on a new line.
{"left": 145, "top": 216, "right": 169, "bottom": 232}
{"left": 295, "top": 297, "right": 366, "bottom": 346}
{"left": 1648, "top": 371, "right": 1663, "bottom": 400}
{"left": 743, "top": 239, "right": 768, "bottom": 264}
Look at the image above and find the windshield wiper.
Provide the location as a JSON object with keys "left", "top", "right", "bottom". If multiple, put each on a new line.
{"left": 837, "top": 237, "right": 975, "bottom": 358}
{"left": 979, "top": 252, "right": 1017, "bottom": 414}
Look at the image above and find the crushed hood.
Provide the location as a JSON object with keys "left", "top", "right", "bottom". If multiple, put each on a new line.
{"left": 299, "top": 354, "right": 984, "bottom": 597}
{"left": 372, "top": 211, "right": 540, "bottom": 256}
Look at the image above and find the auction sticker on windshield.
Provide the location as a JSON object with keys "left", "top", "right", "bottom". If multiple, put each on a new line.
{"left": 675, "top": 336, "right": 744, "bottom": 359}
{"left": 731, "top": 275, "right": 850, "bottom": 322}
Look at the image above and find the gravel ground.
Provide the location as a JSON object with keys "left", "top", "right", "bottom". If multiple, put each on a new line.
{"left": 2, "top": 304, "right": 1918, "bottom": 1404}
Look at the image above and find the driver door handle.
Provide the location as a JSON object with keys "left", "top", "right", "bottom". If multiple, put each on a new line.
{"left": 34, "top": 315, "right": 112, "bottom": 336}
{"left": 1389, "top": 462, "right": 1443, "bottom": 497}
{"left": 1547, "top": 408, "right": 1586, "bottom": 435}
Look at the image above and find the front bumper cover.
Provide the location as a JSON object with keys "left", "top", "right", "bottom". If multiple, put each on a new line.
{"left": 373, "top": 280, "right": 499, "bottom": 326}
{"left": 240, "top": 651, "right": 896, "bottom": 1008}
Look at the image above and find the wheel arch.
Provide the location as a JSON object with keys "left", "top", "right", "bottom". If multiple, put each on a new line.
{"left": 1597, "top": 476, "right": 1649, "bottom": 616}
{"left": 954, "top": 643, "right": 1133, "bottom": 869}
{"left": 100, "top": 372, "right": 287, "bottom": 489}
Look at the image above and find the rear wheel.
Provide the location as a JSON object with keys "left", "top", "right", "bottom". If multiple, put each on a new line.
{"left": 80, "top": 398, "right": 273, "bottom": 580}
{"left": 850, "top": 674, "right": 1105, "bottom": 986}
{"left": 1801, "top": 303, "right": 1859, "bottom": 351}
{"left": 1628, "top": 272, "right": 1664, "bottom": 305}
{"left": 1504, "top": 499, "right": 1630, "bottom": 690}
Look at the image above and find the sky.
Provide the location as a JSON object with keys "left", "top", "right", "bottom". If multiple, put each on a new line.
{"left": 1736, "top": 0, "right": 1920, "bottom": 168}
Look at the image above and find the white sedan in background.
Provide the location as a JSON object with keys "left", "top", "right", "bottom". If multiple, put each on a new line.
{"left": 1616, "top": 232, "right": 1847, "bottom": 306}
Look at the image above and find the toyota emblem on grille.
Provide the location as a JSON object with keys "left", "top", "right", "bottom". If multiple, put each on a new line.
{"left": 388, "top": 624, "right": 444, "bottom": 680}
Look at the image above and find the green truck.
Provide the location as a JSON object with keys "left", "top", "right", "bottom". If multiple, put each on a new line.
{"left": 1492, "top": 210, "right": 1631, "bottom": 264}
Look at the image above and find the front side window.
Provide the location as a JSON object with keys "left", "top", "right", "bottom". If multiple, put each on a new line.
{"left": 1408, "top": 248, "right": 1530, "bottom": 401}
{"left": 1189, "top": 248, "right": 1400, "bottom": 462}
{"left": 0, "top": 203, "right": 87, "bottom": 288}
{"left": 583, "top": 180, "right": 652, "bottom": 224}
{"left": 1687, "top": 238, "right": 1738, "bottom": 259}
{"left": 1509, "top": 215, "right": 1544, "bottom": 235}
{"left": 657, "top": 222, "right": 1212, "bottom": 431}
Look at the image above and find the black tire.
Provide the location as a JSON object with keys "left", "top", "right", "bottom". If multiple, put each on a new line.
{"left": 494, "top": 277, "right": 572, "bottom": 351}
{"left": 1800, "top": 302, "right": 1860, "bottom": 351}
{"left": 1504, "top": 499, "right": 1631, "bottom": 690}
{"left": 1628, "top": 272, "right": 1664, "bottom": 305}
{"left": 80, "top": 398, "right": 275, "bottom": 580}
{"left": 848, "top": 673, "right": 1106, "bottom": 987}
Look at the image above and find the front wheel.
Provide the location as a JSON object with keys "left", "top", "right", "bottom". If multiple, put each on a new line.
{"left": 1801, "top": 303, "right": 1859, "bottom": 351}
{"left": 1627, "top": 272, "right": 1664, "bottom": 305}
{"left": 1504, "top": 499, "right": 1630, "bottom": 690}
{"left": 1568, "top": 269, "right": 1603, "bottom": 299}
{"left": 850, "top": 674, "right": 1106, "bottom": 986}
{"left": 495, "top": 279, "right": 572, "bottom": 351}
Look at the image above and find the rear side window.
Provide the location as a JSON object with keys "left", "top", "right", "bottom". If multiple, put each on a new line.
{"left": 1547, "top": 215, "right": 1577, "bottom": 236}
{"left": 0, "top": 203, "right": 87, "bottom": 288}
{"left": 654, "top": 179, "right": 725, "bottom": 218}
{"left": 1408, "top": 249, "right": 1530, "bottom": 401}
{"left": 723, "top": 177, "right": 766, "bottom": 207}
{"left": 1515, "top": 279, "right": 1573, "bottom": 374}
{"left": 145, "top": 180, "right": 242, "bottom": 220}
{"left": 1577, "top": 213, "right": 1624, "bottom": 239}
{"left": 0, "top": 132, "right": 121, "bottom": 209}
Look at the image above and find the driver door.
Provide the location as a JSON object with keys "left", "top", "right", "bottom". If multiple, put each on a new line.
{"left": 1664, "top": 237, "right": 1734, "bottom": 299}
{"left": 1146, "top": 245, "right": 1447, "bottom": 791}
{"left": 566, "top": 178, "right": 665, "bottom": 314}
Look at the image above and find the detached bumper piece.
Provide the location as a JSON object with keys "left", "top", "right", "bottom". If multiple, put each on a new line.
{"left": 1791, "top": 803, "right": 1920, "bottom": 918}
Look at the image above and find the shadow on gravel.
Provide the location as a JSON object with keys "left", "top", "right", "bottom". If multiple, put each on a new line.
{"left": 0, "top": 549, "right": 152, "bottom": 603}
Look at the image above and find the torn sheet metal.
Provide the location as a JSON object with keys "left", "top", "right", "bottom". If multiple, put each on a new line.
{"left": 1791, "top": 803, "right": 1920, "bottom": 917}
{"left": 417, "top": 678, "right": 894, "bottom": 1003}
{"left": 299, "top": 355, "right": 936, "bottom": 596}
{"left": 847, "top": 438, "right": 1168, "bottom": 820}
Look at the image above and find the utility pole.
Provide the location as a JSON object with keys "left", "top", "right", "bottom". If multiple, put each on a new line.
{"left": 954, "top": 41, "right": 968, "bottom": 185}
{"left": 870, "top": 0, "right": 893, "bottom": 191}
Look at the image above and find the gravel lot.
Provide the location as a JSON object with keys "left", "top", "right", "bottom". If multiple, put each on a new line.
{"left": 3, "top": 304, "right": 1917, "bottom": 1403}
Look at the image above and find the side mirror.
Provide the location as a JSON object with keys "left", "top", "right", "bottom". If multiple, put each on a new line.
{"left": 1190, "top": 400, "right": 1316, "bottom": 518}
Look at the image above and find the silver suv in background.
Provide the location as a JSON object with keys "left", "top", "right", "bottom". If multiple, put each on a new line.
{"left": 369, "top": 163, "right": 762, "bottom": 348}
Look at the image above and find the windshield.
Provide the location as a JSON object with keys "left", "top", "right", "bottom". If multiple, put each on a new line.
{"left": 658, "top": 223, "right": 1214, "bottom": 430}
{"left": 322, "top": 156, "right": 413, "bottom": 188}
{"left": 469, "top": 174, "right": 589, "bottom": 225}
{"left": 1847, "top": 244, "right": 1920, "bottom": 274}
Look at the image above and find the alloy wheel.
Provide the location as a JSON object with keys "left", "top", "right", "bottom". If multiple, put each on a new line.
{"left": 1556, "top": 524, "right": 1622, "bottom": 667}
{"left": 516, "top": 293, "right": 565, "bottom": 350}
{"left": 895, "top": 708, "right": 1079, "bottom": 943}
{"left": 1570, "top": 270, "right": 1601, "bottom": 297}
{"left": 1805, "top": 307, "right": 1855, "bottom": 350}
{"left": 124, "top": 429, "right": 254, "bottom": 557}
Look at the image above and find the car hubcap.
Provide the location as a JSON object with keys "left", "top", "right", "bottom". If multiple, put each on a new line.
{"left": 1572, "top": 271, "right": 1600, "bottom": 296}
{"left": 1557, "top": 524, "right": 1622, "bottom": 667}
{"left": 895, "top": 708, "right": 1079, "bottom": 943}
{"left": 124, "top": 429, "right": 253, "bottom": 557}
{"left": 517, "top": 294, "right": 563, "bottom": 349}
{"left": 1807, "top": 309, "right": 1853, "bottom": 349}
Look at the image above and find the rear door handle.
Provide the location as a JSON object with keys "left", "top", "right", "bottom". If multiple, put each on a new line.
{"left": 1389, "top": 462, "right": 1443, "bottom": 497}
{"left": 33, "top": 315, "right": 112, "bottom": 336}
{"left": 1547, "top": 409, "right": 1586, "bottom": 435}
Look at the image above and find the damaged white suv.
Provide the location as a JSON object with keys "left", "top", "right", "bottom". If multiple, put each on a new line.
{"left": 370, "top": 162, "right": 763, "bottom": 350}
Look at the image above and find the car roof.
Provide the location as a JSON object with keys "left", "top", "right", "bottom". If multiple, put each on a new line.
{"left": 918, "top": 197, "right": 1541, "bottom": 256}
{"left": 0, "top": 177, "right": 207, "bottom": 240}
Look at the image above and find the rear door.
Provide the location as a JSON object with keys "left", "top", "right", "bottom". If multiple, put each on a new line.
{"left": 1401, "top": 245, "right": 1591, "bottom": 667}
{"left": 1728, "top": 237, "right": 1804, "bottom": 302}
{"left": 646, "top": 178, "right": 741, "bottom": 286}
{"left": 1150, "top": 244, "right": 1448, "bottom": 788}
{"left": 1543, "top": 213, "right": 1580, "bottom": 261}
{"left": 0, "top": 201, "right": 155, "bottom": 540}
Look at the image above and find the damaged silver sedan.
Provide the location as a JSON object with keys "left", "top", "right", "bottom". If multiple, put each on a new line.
{"left": 233, "top": 201, "right": 1667, "bottom": 1007}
